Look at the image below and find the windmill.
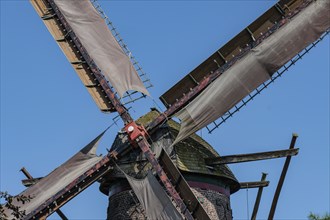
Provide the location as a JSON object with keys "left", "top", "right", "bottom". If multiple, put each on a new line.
{"left": 1, "top": 0, "right": 328, "bottom": 220}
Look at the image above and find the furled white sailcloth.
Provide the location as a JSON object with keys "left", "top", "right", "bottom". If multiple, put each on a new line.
{"left": 124, "top": 171, "right": 183, "bottom": 220}
{"left": 3, "top": 130, "right": 106, "bottom": 218}
{"left": 54, "top": 0, "right": 149, "bottom": 97}
{"left": 174, "top": 0, "right": 330, "bottom": 144}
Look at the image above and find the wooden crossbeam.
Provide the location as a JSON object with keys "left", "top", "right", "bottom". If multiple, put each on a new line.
{"left": 240, "top": 181, "right": 269, "bottom": 189}
{"left": 205, "top": 148, "right": 299, "bottom": 165}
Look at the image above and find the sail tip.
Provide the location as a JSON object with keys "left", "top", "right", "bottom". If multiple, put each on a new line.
{"left": 80, "top": 128, "right": 109, "bottom": 155}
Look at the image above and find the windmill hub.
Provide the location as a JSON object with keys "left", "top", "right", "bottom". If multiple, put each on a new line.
{"left": 127, "top": 126, "right": 134, "bottom": 133}
{"left": 124, "top": 122, "right": 148, "bottom": 147}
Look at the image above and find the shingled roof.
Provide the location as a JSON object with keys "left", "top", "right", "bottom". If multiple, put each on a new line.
{"left": 137, "top": 109, "right": 240, "bottom": 193}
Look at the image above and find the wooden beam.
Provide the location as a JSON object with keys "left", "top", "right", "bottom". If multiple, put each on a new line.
{"left": 240, "top": 181, "right": 269, "bottom": 189}
{"left": 205, "top": 148, "right": 299, "bottom": 165}
{"left": 158, "top": 150, "right": 210, "bottom": 220}
{"left": 20, "top": 167, "right": 34, "bottom": 179}
{"left": 268, "top": 134, "right": 298, "bottom": 220}
{"left": 251, "top": 173, "right": 268, "bottom": 220}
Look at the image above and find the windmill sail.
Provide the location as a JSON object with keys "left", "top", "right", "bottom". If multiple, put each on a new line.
{"left": 124, "top": 171, "right": 183, "bottom": 220}
{"left": 30, "top": 0, "right": 149, "bottom": 114}
{"left": 3, "top": 130, "right": 106, "bottom": 219}
{"left": 90, "top": 0, "right": 153, "bottom": 105}
{"left": 53, "top": 0, "right": 149, "bottom": 98}
{"left": 173, "top": 0, "right": 329, "bottom": 144}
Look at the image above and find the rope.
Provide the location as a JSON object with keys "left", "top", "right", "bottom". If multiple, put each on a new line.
{"left": 246, "top": 185, "right": 250, "bottom": 220}
{"left": 151, "top": 95, "right": 165, "bottom": 113}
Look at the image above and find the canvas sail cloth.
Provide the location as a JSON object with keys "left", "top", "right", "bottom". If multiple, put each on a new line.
{"left": 124, "top": 171, "right": 183, "bottom": 220}
{"left": 174, "top": 0, "right": 330, "bottom": 144}
{"left": 53, "top": 0, "right": 149, "bottom": 97}
{"left": 3, "top": 131, "right": 106, "bottom": 218}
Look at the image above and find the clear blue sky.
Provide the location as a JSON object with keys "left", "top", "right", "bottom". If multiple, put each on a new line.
{"left": 1, "top": 1, "right": 329, "bottom": 219}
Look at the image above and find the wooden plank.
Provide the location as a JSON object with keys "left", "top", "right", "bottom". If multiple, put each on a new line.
{"left": 159, "top": 150, "right": 211, "bottom": 220}
{"left": 205, "top": 148, "right": 299, "bottom": 165}
{"left": 240, "top": 181, "right": 269, "bottom": 189}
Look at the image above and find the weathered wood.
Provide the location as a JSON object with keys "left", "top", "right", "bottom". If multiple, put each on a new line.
{"left": 20, "top": 167, "right": 34, "bottom": 180}
{"left": 205, "top": 148, "right": 299, "bottom": 165}
{"left": 240, "top": 181, "right": 269, "bottom": 189}
{"left": 268, "top": 134, "right": 298, "bottom": 220}
{"left": 251, "top": 173, "right": 268, "bottom": 220}
{"left": 21, "top": 177, "right": 43, "bottom": 187}
{"left": 159, "top": 150, "right": 211, "bottom": 220}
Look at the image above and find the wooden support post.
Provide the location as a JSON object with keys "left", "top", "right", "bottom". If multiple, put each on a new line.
{"left": 205, "top": 148, "right": 299, "bottom": 165}
{"left": 20, "top": 167, "right": 69, "bottom": 220}
{"left": 251, "top": 173, "right": 268, "bottom": 220}
{"left": 20, "top": 167, "right": 34, "bottom": 180}
{"left": 268, "top": 134, "right": 298, "bottom": 220}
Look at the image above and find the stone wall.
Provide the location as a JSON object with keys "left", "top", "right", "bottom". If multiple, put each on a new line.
{"left": 107, "top": 190, "right": 145, "bottom": 220}
{"left": 107, "top": 188, "right": 232, "bottom": 220}
{"left": 191, "top": 188, "right": 232, "bottom": 220}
